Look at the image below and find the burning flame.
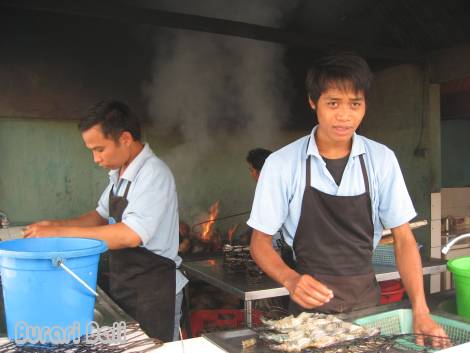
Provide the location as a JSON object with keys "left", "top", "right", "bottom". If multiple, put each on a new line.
{"left": 227, "top": 224, "right": 239, "bottom": 244}
{"left": 200, "top": 200, "right": 220, "bottom": 241}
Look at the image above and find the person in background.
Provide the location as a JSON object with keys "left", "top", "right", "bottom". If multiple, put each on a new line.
{"left": 246, "top": 148, "right": 272, "bottom": 182}
{"left": 248, "top": 54, "right": 448, "bottom": 347}
{"left": 23, "top": 100, "right": 187, "bottom": 342}
{"left": 247, "top": 148, "right": 291, "bottom": 254}
{"left": 238, "top": 148, "right": 273, "bottom": 246}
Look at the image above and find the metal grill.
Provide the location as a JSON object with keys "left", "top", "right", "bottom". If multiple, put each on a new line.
{"left": 301, "top": 334, "right": 459, "bottom": 353}
{"left": 222, "top": 244, "right": 263, "bottom": 277}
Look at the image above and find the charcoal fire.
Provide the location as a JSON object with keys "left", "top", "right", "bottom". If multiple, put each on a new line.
{"left": 200, "top": 201, "right": 220, "bottom": 241}
{"left": 178, "top": 201, "right": 256, "bottom": 268}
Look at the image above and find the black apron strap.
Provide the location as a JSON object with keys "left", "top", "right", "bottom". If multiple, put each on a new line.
{"left": 122, "top": 180, "right": 131, "bottom": 199}
{"left": 306, "top": 156, "right": 311, "bottom": 187}
{"left": 359, "top": 154, "right": 369, "bottom": 194}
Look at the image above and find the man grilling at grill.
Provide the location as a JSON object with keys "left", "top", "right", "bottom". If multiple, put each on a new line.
{"left": 23, "top": 100, "right": 187, "bottom": 342}
{"left": 248, "top": 54, "right": 448, "bottom": 347}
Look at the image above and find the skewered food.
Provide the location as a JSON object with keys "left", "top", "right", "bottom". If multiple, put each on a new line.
{"left": 259, "top": 312, "right": 379, "bottom": 352}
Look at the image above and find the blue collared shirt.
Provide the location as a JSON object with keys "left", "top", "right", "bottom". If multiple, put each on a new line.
{"left": 247, "top": 126, "right": 417, "bottom": 248}
{"left": 96, "top": 143, "right": 188, "bottom": 293}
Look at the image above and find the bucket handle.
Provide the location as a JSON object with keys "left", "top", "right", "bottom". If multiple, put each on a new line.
{"left": 52, "top": 257, "right": 99, "bottom": 297}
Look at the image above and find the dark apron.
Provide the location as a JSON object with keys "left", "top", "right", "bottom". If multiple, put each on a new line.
{"left": 102, "top": 181, "right": 176, "bottom": 341}
{"left": 289, "top": 153, "right": 380, "bottom": 314}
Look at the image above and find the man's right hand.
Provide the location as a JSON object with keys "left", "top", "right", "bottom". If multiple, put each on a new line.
{"left": 23, "top": 224, "right": 61, "bottom": 238}
{"left": 284, "top": 273, "right": 334, "bottom": 309}
{"left": 250, "top": 229, "right": 334, "bottom": 309}
{"left": 22, "top": 220, "right": 62, "bottom": 238}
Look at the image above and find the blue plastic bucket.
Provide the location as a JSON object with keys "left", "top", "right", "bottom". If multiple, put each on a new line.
{"left": 0, "top": 238, "right": 107, "bottom": 344}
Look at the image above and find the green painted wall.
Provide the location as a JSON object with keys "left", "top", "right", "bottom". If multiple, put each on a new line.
{"left": 0, "top": 118, "right": 107, "bottom": 224}
{"left": 441, "top": 119, "right": 470, "bottom": 188}
{"left": 0, "top": 117, "right": 304, "bottom": 228}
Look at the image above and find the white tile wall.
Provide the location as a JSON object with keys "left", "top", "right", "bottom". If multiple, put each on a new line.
{"left": 430, "top": 220, "right": 441, "bottom": 247}
{"left": 441, "top": 187, "right": 470, "bottom": 218}
{"left": 430, "top": 246, "right": 442, "bottom": 259}
{"left": 443, "top": 207, "right": 470, "bottom": 218}
{"left": 431, "top": 192, "right": 441, "bottom": 221}
{"left": 432, "top": 188, "right": 470, "bottom": 292}
{"left": 430, "top": 193, "right": 442, "bottom": 293}
{"left": 430, "top": 192, "right": 442, "bottom": 248}
{"left": 430, "top": 245, "right": 442, "bottom": 294}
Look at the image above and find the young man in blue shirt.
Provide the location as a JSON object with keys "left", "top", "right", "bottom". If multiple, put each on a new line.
{"left": 249, "top": 54, "right": 447, "bottom": 346}
{"left": 24, "top": 100, "right": 186, "bottom": 342}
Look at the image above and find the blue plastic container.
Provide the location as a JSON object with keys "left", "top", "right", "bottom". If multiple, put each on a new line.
{"left": 0, "top": 238, "right": 107, "bottom": 344}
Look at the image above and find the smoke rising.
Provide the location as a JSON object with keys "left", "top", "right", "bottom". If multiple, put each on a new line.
{"left": 143, "top": 1, "right": 297, "bottom": 223}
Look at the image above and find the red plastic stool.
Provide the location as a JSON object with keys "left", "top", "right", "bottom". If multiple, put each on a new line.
{"left": 190, "top": 309, "right": 262, "bottom": 337}
{"left": 379, "top": 280, "right": 405, "bottom": 304}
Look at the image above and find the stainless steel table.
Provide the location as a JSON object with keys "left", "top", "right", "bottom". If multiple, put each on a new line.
{"left": 181, "top": 257, "right": 447, "bottom": 327}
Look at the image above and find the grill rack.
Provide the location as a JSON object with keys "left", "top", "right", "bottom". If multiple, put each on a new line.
{"left": 222, "top": 244, "right": 264, "bottom": 277}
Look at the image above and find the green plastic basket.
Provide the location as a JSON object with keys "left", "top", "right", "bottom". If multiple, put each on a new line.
{"left": 372, "top": 244, "right": 423, "bottom": 266}
{"left": 354, "top": 309, "right": 470, "bottom": 350}
{"left": 372, "top": 244, "right": 396, "bottom": 265}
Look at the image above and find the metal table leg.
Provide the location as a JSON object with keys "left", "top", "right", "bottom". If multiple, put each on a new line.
{"left": 244, "top": 300, "right": 252, "bottom": 328}
{"left": 182, "top": 282, "right": 192, "bottom": 338}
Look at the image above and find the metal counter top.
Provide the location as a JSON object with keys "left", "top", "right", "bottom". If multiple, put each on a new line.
{"left": 374, "top": 257, "right": 447, "bottom": 281}
{"left": 182, "top": 256, "right": 447, "bottom": 327}
{"left": 182, "top": 256, "right": 448, "bottom": 301}
{"left": 182, "top": 257, "right": 286, "bottom": 301}
{"left": 203, "top": 290, "right": 470, "bottom": 353}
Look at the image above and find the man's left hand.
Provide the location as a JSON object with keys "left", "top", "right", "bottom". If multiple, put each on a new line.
{"left": 413, "top": 312, "right": 450, "bottom": 348}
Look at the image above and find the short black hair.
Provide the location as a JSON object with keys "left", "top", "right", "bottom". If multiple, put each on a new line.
{"left": 78, "top": 100, "right": 141, "bottom": 141}
{"left": 305, "top": 54, "right": 373, "bottom": 104}
{"left": 246, "top": 148, "right": 272, "bottom": 172}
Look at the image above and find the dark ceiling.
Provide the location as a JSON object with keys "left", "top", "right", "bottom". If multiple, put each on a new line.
{"left": 2, "top": 0, "right": 470, "bottom": 123}
{"left": 2, "top": 0, "right": 470, "bottom": 67}
{"left": 291, "top": 0, "right": 470, "bottom": 52}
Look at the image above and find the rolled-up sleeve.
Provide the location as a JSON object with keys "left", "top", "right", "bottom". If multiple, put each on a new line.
{"left": 122, "top": 168, "right": 174, "bottom": 246}
{"left": 96, "top": 184, "right": 112, "bottom": 219}
{"left": 247, "top": 155, "right": 290, "bottom": 235}
{"left": 377, "top": 150, "right": 417, "bottom": 229}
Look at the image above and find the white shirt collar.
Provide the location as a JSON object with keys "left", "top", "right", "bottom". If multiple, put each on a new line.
{"left": 306, "top": 125, "right": 366, "bottom": 159}
{"left": 108, "top": 143, "right": 152, "bottom": 185}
